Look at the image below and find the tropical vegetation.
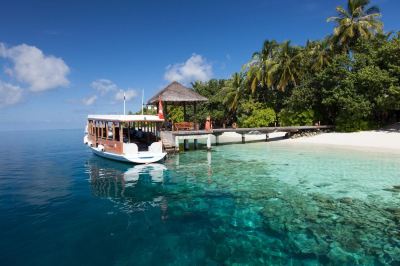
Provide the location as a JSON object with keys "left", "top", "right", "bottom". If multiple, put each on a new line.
{"left": 190, "top": 0, "right": 400, "bottom": 131}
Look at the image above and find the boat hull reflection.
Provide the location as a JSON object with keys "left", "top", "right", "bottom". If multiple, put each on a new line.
{"left": 86, "top": 158, "right": 168, "bottom": 213}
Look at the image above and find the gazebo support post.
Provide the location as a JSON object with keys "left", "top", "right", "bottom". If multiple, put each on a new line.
{"left": 193, "top": 102, "right": 197, "bottom": 121}
{"left": 183, "top": 102, "right": 187, "bottom": 121}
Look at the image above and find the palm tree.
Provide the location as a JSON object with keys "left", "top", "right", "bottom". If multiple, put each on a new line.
{"left": 306, "top": 38, "right": 333, "bottom": 71}
{"left": 327, "top": 0, "right": 383, "bottom": 52}
{"left": 246, "top": 40, "right": 302, "bottom": 93}
{"left": 220, "top": 72, "right": 244, "bottom": 113}
{"left": 274, "top": 41, "right": 302, "bottom": 91}
{"left": 245, "top": 40, "right": 279, "bottom": 93}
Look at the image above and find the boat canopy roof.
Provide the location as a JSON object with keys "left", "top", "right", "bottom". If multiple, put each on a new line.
{"left": 88, "top": 115, "right": 164, "bottom": 122}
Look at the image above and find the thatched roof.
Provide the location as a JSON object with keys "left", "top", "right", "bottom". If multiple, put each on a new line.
{"left": 147, "top": 81, "right": 208, "bottom": 104}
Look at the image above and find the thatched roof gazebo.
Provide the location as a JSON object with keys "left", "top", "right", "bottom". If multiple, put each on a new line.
{"left": 148, "top": 81, "right": 208, "bottom": 123}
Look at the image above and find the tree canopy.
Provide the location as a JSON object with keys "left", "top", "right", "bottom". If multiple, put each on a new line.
{"left": 191, "top": 0, "right": 400, "bottom": 131}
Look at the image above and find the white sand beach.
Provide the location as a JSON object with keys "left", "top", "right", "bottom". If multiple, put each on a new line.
{"left": 284, "top": 130, "right": 400, "bottom": 151}
{"left": 214, "top": 127, "right": 400, "bottom": 152}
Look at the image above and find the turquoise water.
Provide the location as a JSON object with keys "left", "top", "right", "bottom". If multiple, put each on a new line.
{"left": 1, "top": 129, "right": 400, "bottom": 265}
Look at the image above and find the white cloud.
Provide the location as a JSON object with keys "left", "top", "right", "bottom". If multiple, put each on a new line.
{"left": 91, "top": 79, "right": 118, "bottom": 95}
{"left": 87, "top": 79, "right": 137, "bottom": 105}
{"left": 82, "top": 95, "right": 97, "bottom": 106}
{"left": 164, "top": 54, "right": 212, "bottom": 85}
{"left": 115, "top": 89, "right": 137, "bottom": 101}
{"left": 0, "top": 43, "right": 70, "bottom": 92}
{"left": 0, "top": 80, "right": 23, "bottom": 107}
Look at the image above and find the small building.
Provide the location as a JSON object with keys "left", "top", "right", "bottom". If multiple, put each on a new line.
{"left": 147, "top": 81, "right": 208, "bottom": 130}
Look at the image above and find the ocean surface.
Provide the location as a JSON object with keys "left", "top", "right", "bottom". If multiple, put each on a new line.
{"left": 1, "top": 129, "right": 400, "bottom": 265}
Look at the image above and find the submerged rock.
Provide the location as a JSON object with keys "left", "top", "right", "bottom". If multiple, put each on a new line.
{"left": 291, "top": 232, "right": 329, "bottom": 256}
{"left": 327, "top": 243, "right": 359, "bottom": 265}
{"left": 339, "top": 197, "right": 353, "bottom": 204}
{"left": 258, "top": 190, "right": 400, "bottom": 264}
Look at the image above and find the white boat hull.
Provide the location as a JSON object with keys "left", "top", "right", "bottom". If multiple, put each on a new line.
{"left": 90, "top": 146, "right": 167, "bottom": 164}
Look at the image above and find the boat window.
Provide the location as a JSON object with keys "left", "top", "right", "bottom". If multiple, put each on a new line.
{"left": 115, "top": 127, "right": 120, "bottom": 141}
{"left": 107, "top": 122, "right": 113, "bottom": 140}
{"left": 102, "top": 122, "right": 107, "bottom": 139}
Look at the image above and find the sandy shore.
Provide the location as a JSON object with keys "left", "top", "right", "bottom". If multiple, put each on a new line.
{"left": 283, "top": 130, "right": 400, "bottom": 151}
{"left": 213, "top": 130, "right": 400, "bottom": 152}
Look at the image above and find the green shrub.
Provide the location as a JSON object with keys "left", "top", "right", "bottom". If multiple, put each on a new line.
{"left": 279, "top": 109, "right": 314, "bottom": 126}
{"left": 238, "top": 101, "right": 276, "bottom": 127}
{"left": 335, "top": 115, "right": 371, "bottom": 132}
{"left": 334, "top": 95, "right": 373, "bottom": 132}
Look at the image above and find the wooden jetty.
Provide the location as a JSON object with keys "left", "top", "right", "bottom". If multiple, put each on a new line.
{"left": 161, "top": 125, "right": 333, "bottom": 152}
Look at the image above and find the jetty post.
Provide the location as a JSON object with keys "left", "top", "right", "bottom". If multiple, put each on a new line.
{"left": 214, "top": 133, "right": 222, "bottom": 145}
{"left": 184, "top": 139, "right": 189, "bottom": 151}
{"left": 207, "top": 134, "right": 212, "bottom": 150}
{"left": 175, "top": 136, "right": 180, "bottom": 151}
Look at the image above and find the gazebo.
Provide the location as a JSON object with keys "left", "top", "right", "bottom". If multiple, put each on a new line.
{"left": 147, "top": 81, "right": 208, "bottom": 129}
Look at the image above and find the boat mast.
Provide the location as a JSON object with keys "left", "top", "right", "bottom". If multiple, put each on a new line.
{"left": 141, "top": 89, "right": 144, "bottom": 115}
{"left": 123, "top": 91, "right": 126, "bottom": 115}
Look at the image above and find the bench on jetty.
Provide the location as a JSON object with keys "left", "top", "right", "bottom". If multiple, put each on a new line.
{"left": 161, "top": 125, "right": 334, "bottom": 152}
{"left": 173, "top": 122, "right": 195, "bottom": 131}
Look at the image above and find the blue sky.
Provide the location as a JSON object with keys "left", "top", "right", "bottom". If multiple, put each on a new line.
{"left": 0, "top": 0, "right": 399, "bottom": 130}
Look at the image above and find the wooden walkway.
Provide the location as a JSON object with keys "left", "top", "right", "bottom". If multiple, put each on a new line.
{"left": 161, "top": 125, "right": 334, "bottom": 152}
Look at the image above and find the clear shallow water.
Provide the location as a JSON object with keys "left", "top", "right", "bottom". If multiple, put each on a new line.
{"left": 1, "top": 130, "right": 400, "bottom": 265}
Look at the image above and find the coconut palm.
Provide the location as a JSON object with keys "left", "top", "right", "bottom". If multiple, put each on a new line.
{"left": 307, "top": 38, "right": 333, "bottom": 71}
{"left": 220, "top": 72, "right": 244, "bottom": 113}
{"left": 246, "top": 40, "right": 279, "bottom": 93}
{"left": 246, "top": 40, "right": 302, "bottom": 92}
{"left": 274, "top": 41, "right": 303, "bottom": 91}
{"left": 327, "top": 0, "right": 383, "bottom": 52}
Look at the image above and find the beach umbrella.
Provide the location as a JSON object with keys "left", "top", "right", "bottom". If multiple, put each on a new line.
{"left": 158, "top": 96, "right": 164, "bottom": 119}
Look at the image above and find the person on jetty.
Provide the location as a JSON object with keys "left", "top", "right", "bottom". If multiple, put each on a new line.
{"left": 205, "top": 115, "right": 213, "bottom": 131}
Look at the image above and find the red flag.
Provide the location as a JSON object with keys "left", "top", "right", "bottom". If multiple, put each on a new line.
{"left": 158, "top": 96, "right": 164, "bottom": 119}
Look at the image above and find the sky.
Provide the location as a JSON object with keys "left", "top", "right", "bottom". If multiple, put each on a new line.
{"left": 0, "top": 0, "right": 399, "bottom": 131}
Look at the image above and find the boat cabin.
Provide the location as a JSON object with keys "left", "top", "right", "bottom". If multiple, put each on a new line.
{"left": 86, "top": 115, "right": 164, "bottom": 155}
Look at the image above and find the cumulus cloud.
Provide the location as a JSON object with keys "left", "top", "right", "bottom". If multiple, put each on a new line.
{"left": 90, "top": 79, "right": 118, "bottom": 95}
{"left": 115, "top": 89, "right": 137, "bottom": 101}
{"left": 164, "top": 54, "right": 212, "bottom": 85}
{"left": 82, "top": 95, "right": 97, "bottom": 106}
{"left": 0, "top": 80, "right": 23, "bottom": 107}
{"left": 0, "top": 43, "right": 70, "bottom": 92}
{"left": 86, "top": 79, "right": 137, "bottom": 105}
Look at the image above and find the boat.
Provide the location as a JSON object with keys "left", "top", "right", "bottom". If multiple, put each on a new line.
{"left": 84, "top": 114, "right": 167, "bottom": 164}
